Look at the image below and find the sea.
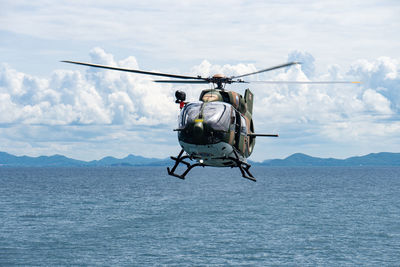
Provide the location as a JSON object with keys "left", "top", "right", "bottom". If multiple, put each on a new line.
{"left": 0, "top": 166, "right": 399, "bottom": 266}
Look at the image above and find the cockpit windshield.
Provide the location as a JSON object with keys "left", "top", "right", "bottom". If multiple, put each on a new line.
{"left": 202, "top": 102, "right": 231, "bottom": 131}
{"left": 180, "top": 102, "right": 202, "bottom": 128}
{"left": 180, "top": 101, "right": 232, "bottom": 132}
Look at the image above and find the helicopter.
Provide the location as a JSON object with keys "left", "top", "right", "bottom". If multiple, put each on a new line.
{"left": 62, "top": 60, "right": 359, "bottom": 181}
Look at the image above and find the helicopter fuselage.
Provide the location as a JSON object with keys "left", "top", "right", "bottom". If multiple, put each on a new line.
{"left": 176, "top": 89, "right": 255, "bottom": 167}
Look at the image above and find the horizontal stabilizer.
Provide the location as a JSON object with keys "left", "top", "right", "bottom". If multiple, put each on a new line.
{"left": 248, "top": 133, "right": 279, "bottom": 137}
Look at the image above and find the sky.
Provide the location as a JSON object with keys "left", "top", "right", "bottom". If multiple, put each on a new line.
{"left": 0, "top": 0, "right": 400, "bottom": 161}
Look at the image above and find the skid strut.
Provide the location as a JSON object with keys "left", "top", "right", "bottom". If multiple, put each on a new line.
{"left": 167, "top": 149, "right": 256, "bottom": 182}
{"left": 167, "top": 149, "right": 204, "bottom": 179}
{"left": 228, "top": 150, "right": 256, "bottom": 182}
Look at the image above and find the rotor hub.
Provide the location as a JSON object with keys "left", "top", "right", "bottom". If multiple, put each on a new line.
{"left": 212, "top": 74, "right": 226, "bottom": 79}
{"left": 209, "top": 74, "right": 231, "bottom": 89}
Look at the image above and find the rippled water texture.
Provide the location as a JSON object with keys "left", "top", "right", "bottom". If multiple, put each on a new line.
{"left": 1, "top": 166, "right": 400, "bottom": 266}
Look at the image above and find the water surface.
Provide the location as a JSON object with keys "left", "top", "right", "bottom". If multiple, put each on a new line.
{"left": 1, "top": 166, "right": 399, "bottom": 266}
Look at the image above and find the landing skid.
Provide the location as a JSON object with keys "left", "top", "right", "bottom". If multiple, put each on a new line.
{"left": 227, "top": 149, "right": 256, "bottom": 182}
{"left": 167, "top": 149, "right": 204, "bottom": 180}
{"left": 167, "top": 149, "right": 256, "bottom": 182}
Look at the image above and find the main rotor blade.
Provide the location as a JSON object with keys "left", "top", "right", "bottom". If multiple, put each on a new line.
{"left": 248, "top": 133, "right": 279, "bottom": 137}
{"left": 231, "top": 80, "right": 250, "bottom": 84}
{"left": 154, "top": 80, "right": 210, "bottom": 84}
{"left": 231, "top": 62, "right": 300, "bottom": 79}
{"left": 61, "top": 60, "right": 205, "bottom": 80}
{"left": 251, "top": 81, "right": 361, "bottom": 84}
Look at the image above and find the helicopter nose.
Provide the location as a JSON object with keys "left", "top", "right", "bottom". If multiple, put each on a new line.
{"left": 193, "top": 121, "right": 204, "bottom": 139}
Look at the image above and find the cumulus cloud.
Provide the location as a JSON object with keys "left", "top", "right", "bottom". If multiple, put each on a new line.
{"left": 0, "top": 48, "right": 179, "bottom": 126}
{"left": 287, "top": 51, "right": 315, "bottom": 77}
{"left": 348, "top": 57, "right": 400, "bottom": 111}
{"left": 0, "top": 48, "right": 399, "bottom": 160}
{"left": 248, "top": 55, "right": 400, "bottom": 159}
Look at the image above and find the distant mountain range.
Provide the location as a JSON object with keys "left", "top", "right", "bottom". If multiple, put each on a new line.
{"left": 0, "top": 152, "right": 170, "bottom": 167}
{"left": 252, "top": 152, "right": 400, "bottom": 166}
{"left": 0, "top": 151, "right": 399, "bottom": 167}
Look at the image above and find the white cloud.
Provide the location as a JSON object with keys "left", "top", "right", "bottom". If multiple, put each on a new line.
{"left": 348, "top": 57, "right": 400, "bottom": 111}
{"left": 362, "top": 89, "right": 392, "bottom": 114}
{"left": 248, "top": 54, "right": 400, "bottom": 159}
{"left": 0, "top": 48, "right": 179, "bottom": 127}
{"left": 0, "top": 48, "right": 400, "bottom": 160}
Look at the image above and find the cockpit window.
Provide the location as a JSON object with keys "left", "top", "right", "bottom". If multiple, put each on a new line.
{"left": 179, "top": 101, "right": 231, "bottom": 132}
{"left": 202, "top": 102, "right": 231, "bottom": 131}
{"left": 180, "top": 102, "right": 202, "bottom": 128}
